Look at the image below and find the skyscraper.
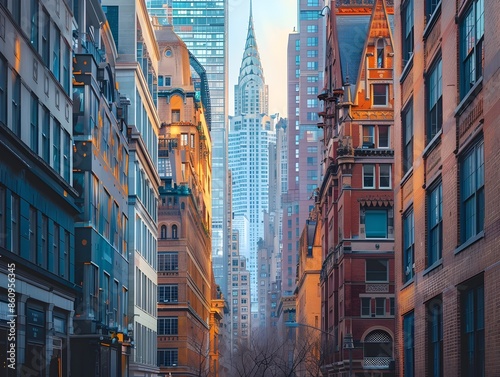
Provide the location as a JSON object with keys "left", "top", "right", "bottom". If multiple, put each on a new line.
{"left": 282, "top": 0, "right": 325, "bottom": 301}
{"left": 146, "top": 0, "right": 230, "bottom": 297}
{"left": 229, "top": 2, "right": 277, "bottom": 307}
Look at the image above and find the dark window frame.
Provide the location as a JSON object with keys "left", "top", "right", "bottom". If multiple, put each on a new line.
{"left": 460, "top": 138, "right": 484, "bottom": 243}
{"left": 427, "top": 181, "right": 442, "bottom": 266}
{"left": 459, "top": 0, "right": 484, "bottom": 99}
{"left": 426, "top": 56, "right": 442, "bottom": 141}
{"left": 402, "top": 100, "right": 413, "bottom": 174}
{"left": 403, "top": 208, "right": 414, "bottom": 283}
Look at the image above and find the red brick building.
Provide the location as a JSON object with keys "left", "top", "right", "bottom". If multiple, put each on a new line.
{"left": 318, "top": 1, "right": 396, "bottom": 375}
{"left": 393, "top": 0, "right": 500, "bottom": 376}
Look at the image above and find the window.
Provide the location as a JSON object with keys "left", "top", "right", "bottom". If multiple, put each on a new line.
{"left": 30, "top": 0, "right": 39, "bottom": 51}
{"left": 307, "top": 50, "right": 318, "bottom": 58}
{"left": 29, "top": 206, "right": 37, "bottom": 263}
{"left": 460, "top": 278, "right": 484, "bottom": 377}
{"left": 307, "top": 61, "right": 318, "bottom": 70}
{"left": 307, "top": 86, "right": 318, "bottom": 95}
{"left": 402, "top": 0, "right": 414, "bottom": 65}
{"left": 12, "top": 71, "right": 20, "bottom": 136}
{"left": 307, "top": 0, "right": 319, "bottom": 5}
{"left": 158, "top": 317, "right": 178, "bottom": 335}
{"left": 376, "top": 39, "right": 385, "bottom": 68}
{"left": 11, "top": 194, "right": 19, "bottom": 253}
{"left": 364, "top": 209, "right": 388, "bottom": 238}
{"left": 31, "top": 94, "right": 39, "bottom": 153}
{"left": 427, "top": 296, "right": 443, "bottom": 377}
{"left": 362, "top": 126, "right": 375, "bottom": 148}
{"left": 307, "top": 37, "right": 318, "bottom": 47}
{"left": 378, "top": 125, "right": 389, "bottom": 148}
{"left": 403, "top": 209, "right": 414, "bottom": 283}
{"left": 63, "top": 41, "right": 70, "bottom": 94}
{"left": 158, "top": 252, "right": 178, "bottom": 271}
{"left": 460, "top": 0, "right": 484, "bottom": 99}
{"left": 427, "top": 181, "right": 442, "bottom": 266}
{"left": 427, "top": 57, "right": 442, "bottom": 141}
{"left": 52, "top": 25, "right": 60, "bottom": 80}
{"left": 157, "top": 349, "right": 178, "bottom": 367}
{"left": 42, "top": 106, "right": 50, "bottom": 164}
{"left": 172, "top": 224, "right": 178, "bottom": 239}
{"left": 307, "top": 99, "right": 317, "bottom": 108}
{"left": 366, "top": 259, "right": 388, "bottom": 282}
{"left": 403, "top": 312, "right": 415, "bottom": 377}
{"left": 380, "top": 165, "right": 391, "bottom": 189}
{"left": 375, "top": 298, "right": 386, "bottom": 316}
{"left": 403, "top": 101, "right": 413, "bottom": 174}
{"left": 180, "top": 133, "right": 188, "bottom": 146}
{"left": 41, "top": 215, "right": 48, "bottom": 268}
{"left": 361, "top": 298, "right": 371, "bottom": 316}
{"left": 160, "top": 225, "right": 167, "bottom": 239}
{"left": 172, "top": 109, "right": 180, "bottom": 123}
{"left": 0, "top": 56, "right": 6, "bottom": 126}
{"left": 426, "top": 0, "right": 440, "bottom": 19}
{"left": 11, "top": 0, "right": 20, "bottom": 23}
{"left": 460, "top": 139, "right": 484, "bottom": 243}
{"left": 63, "top": 131, "right": 70, "bottom": 181}
{"left": 158, "top": 284, "right": 178, "bottom": 303}
{"left": 53, "top": 223, "right": 60, "bottom": 275}
{"left": 42, "top": 10, "right": 50, "bottom": 67}
{"left": 53, "top": 120, "right": 61, "bottom": 173}
{"left": 363, "top": 164, "right": 375, "bottom": 188}
{"left": 372, "top": 84, "right": 388, "bottom": 106}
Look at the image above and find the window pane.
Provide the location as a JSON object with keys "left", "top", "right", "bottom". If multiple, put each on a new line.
{"left": 365, "top": 210, "right": 387, "bottom": 238}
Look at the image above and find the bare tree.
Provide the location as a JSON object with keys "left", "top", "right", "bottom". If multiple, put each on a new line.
{"left": 225, "top": 326, "right": 326, "bottom": 377}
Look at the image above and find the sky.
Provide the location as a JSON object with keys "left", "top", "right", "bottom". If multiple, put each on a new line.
{"left": 228, "top": 0, "right": 297, "bottom": 117}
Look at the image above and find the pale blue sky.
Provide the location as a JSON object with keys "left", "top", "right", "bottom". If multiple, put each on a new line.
{"left": 228, "top": 0, "right": 297, "bottom": 117}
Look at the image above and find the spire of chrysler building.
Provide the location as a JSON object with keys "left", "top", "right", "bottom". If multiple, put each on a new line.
{"left": 235, "top": 0, "right": 268, "bottom": 115}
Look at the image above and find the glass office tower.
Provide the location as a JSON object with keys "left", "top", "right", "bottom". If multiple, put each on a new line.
{"left": 146, "top": 0, "right": 229, "bottom": 296}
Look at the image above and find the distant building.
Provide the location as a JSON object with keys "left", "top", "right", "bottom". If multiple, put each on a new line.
{"left": 294, "top": 216, "right": 323, "bottom": 376}
{"left": 228, "top": 230, "right": 251, "bottom": 352}
{"left": 146, "top": 0, "right": 230, "bottom": 300}
{"left": 283, "top": 0, "right": 325, "bottom": 301}
{"left": 318, "top": 1, "right": 396, "bottom": 376}
{"left": 155, "top": 24, "right": 217, "bottom": 376}
{"left": 0, "top": 1, "right": 78, "bottom": 375}
{"left": 393, "top": 0, "right": 500, "bottom": 375}
{"left": 228, "top": 2, "right": 277, "bottom": 310}
{"left": 70, "top": 1, "right": 132, "bottom": 375}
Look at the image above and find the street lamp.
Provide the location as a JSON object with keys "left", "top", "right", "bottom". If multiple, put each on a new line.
{"left": 343, "top": 333, "right": 354, "bottom": 377}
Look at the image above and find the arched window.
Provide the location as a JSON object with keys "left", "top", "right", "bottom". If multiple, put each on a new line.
{"left": 160, "top": 225, "right": 167, "bottom": 239}
{"left": 363, "top": 330, "right": 392, "bottom": 368}
{"left": 377, "top": 39, "right": 385, "bottom": 68}
{"left": 172, "top": 224, "right": 178, "bottom": 239}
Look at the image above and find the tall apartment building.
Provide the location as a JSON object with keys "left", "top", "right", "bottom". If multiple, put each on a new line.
{"left": 71, "top": 1, "right": 133, "bottom": 375}
{"left": 155, "top": 25, "right": 218, "bottom": 376}
{"left": 146, "top": 0, "right": 230, "bottom": 298}
{"left": 317, "top": 1, "right": 395, "bottom": 376}
{"left": 293, "top": 216, "right": 323, "bottom": 376}
{"left": 282, "top": 0, "right": 325, "bottom": 304}
{"left": 228, "top": 3, "right": 277, "bottom": 309}
{"left": 228, "top": 230, "right": 251, "bottom": 352}
{"left": 101, "top": 1, "right": 162, "bottom": 375}
{"left": 0, "top": 1, "right": 78, "bottom": 375}
{"left": 257, "top": 118, "right": 287, "bottom": 330}
{"left": 393, "top": 0, "right": 500, "bottom": 376}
